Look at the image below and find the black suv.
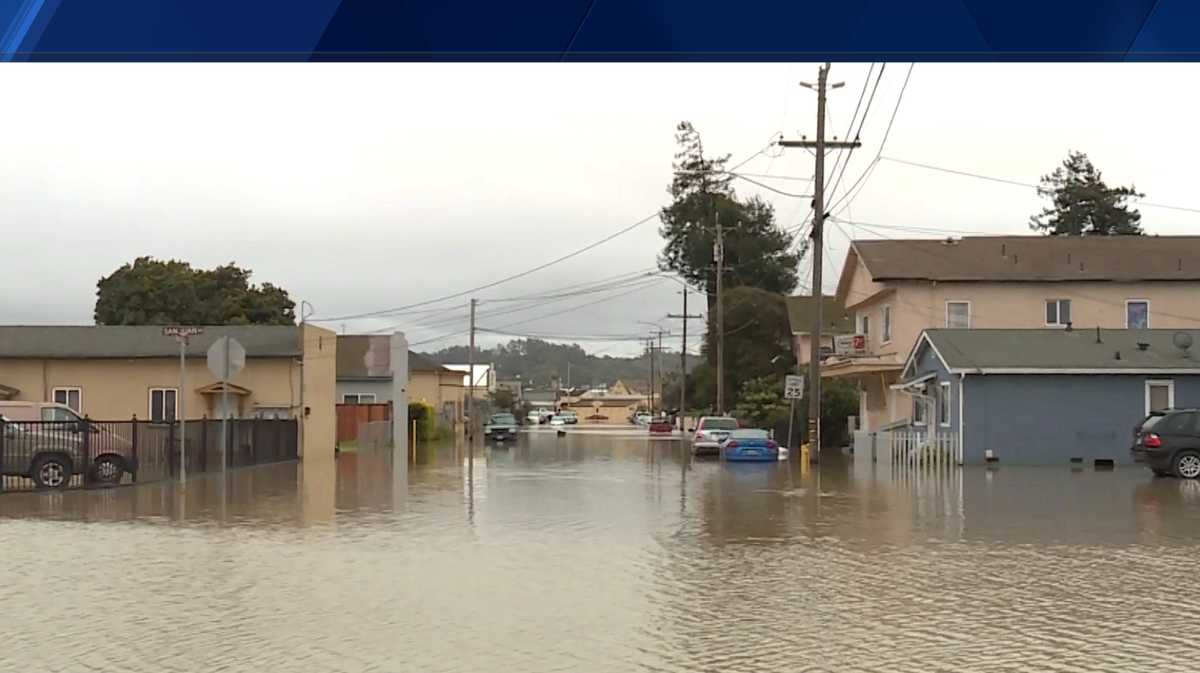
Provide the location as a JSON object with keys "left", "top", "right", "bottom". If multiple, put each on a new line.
{"left": 1132, "top": 408, "right": 1200, "bottom": 478}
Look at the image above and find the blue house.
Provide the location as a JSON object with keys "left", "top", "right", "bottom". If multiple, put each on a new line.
{"left": 895, "top": 328, "right": 1200, "bottom": 465}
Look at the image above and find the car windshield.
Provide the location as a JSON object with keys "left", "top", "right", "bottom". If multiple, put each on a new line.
{"left": 701, "top": 418, "right": 738, "bottom": 431}
{"left": 729, "top": 429, "right": 769, "bottom": 440}
{"left": 491, "top": 414, "right": 515, "bottom": 424}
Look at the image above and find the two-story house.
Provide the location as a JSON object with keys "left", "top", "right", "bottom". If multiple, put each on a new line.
{"left": 825, "top": 235, "right": 1200, "bottom": 434}
{"left": 786, "top": 295, "right": 853, "bottom": 366}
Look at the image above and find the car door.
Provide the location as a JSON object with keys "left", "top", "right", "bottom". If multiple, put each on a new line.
{"left": 1159, "top": 412, "right": 1199, "bottom": 454}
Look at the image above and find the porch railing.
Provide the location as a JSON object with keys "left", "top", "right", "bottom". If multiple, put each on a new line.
{"left": 890, "top": 430, "right": 962, "bottom": 468}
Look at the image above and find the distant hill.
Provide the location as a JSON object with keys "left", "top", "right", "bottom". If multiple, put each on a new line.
{"left": 424, "top": 338, "right": 701, "bottom": 389}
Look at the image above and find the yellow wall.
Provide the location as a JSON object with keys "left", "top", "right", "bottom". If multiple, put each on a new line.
{"left": 301, "top": 324, "right": 337, "bottom": 460}
{"left": 0, "top": 357, "right": 298, "bottom": 421}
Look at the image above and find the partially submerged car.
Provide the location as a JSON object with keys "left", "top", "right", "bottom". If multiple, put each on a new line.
{"left": 0, "top": 402, "right": 136, "bottom": 489}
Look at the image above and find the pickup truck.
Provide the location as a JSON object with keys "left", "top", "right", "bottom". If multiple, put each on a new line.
{"left": 483, "top": 413, "right": 519, "bottom": 441}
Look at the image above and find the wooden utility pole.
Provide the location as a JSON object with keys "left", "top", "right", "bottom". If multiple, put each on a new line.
{"left": 714, "top": 212, "right": 725, "bottom": 415}
{"left": 668, "top": 287, "right": 703, "bottom": 431}
{"left": 779, "top": 63, "right": 860, "bottom": 462}
{"left": 467, "top": 298, "right": 476, "bottom": 469}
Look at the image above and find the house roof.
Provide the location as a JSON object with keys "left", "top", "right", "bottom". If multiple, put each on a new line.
{"left": 921, "top": 328, "right": 1200, "bottom": 373}
{"left": 851, "top": 236, "right": 1200, "bottom": 284}
{"left": 336, "top": 335, "right": 449, "bottom": 378}
{"left": 0, "top": 325, "right": 302, "bottom": 359}
{"left": 785, "top": 295, "right": 852, "bottom": 335}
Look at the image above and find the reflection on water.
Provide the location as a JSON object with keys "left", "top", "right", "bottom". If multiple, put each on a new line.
{"left": 2, "top": 432, "right": 1200, "bottom": 672}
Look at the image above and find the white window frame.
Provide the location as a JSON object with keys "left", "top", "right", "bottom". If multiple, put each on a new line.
{"left": 1045, "top": 299, "right": 1072, "bottom": 327}
{"left": 945, "top": 301, "right": 972, "bottom": 329}
{"left": 51, "top": 386, "right": 83, "bottom": 413}
{"left": 912, "top": 387, "right": 927, "bottom": 426}
{"left": 148, "top": 387, "right": 179, "bottom": 422}
{"left": 342, "top": 393, "right": 377, "bottom": 404}
{"left": 859, "top": 313, "right": 870, "bottom": 338}
{"left": 938, "top": 381, "right": 952, "bottom": 427}
{"left": 1145, "top": 379, "right": 1175, "bottom": 415}
{"left": 1126, "top": 299, "right": 1150, "bottom": 329}
{"left": 881, "top": 305, "right": 892, "bottom": 344}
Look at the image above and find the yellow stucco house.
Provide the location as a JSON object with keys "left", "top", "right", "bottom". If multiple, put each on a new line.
{"left": 0, "top": 324, "right": 337, "bottom": 459}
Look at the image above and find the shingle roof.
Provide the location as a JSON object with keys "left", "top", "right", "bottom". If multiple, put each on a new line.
{"left": 785, "top": 295, "right": 852, "bottom": 335}
{"left": 923, "top": 328, "right": 1200, "bottom": 372}
{"left": 0, "top": 325, "right": 301, "bottom": 359}
{"left": 854, "top": 235, "right": 1200, "bottom": 283}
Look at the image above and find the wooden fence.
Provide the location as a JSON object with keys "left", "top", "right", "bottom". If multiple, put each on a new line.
{"left": 336, "top": 403, "right": 391, "bottom": 444}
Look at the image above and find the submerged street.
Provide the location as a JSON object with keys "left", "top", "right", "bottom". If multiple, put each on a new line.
{"left": 2, "top": 431, "right": 1199, "bottom": 672}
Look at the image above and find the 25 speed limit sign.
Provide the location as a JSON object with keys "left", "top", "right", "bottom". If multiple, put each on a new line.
{"left": 784, "top": 374, "right": 805, "bottom": 400}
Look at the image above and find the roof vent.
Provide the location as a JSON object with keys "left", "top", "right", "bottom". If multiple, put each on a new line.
{"left": 1136, "top": 341, "right": 1150, "bottom": 352}
{"left": 1095, "top": 326, "right": 1103, "bottom": 344}
{"left": 1174, "top": 332, "right": 1194, "bottom": 359}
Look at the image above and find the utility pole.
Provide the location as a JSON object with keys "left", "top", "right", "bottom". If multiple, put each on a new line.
{"left": 649, "top": 338, "right": 656, "bottom": 415}
{"left": 668, "top": 287, "right": 703, "bottom": 432}
{"left": 779, "top": 63, "right": 860, "bottom": 462}
{"left": 467, "top": 298, "right": 476, "bottom": 470}
{"left": 714, "top": 212, "right": 725, "bottom": 415}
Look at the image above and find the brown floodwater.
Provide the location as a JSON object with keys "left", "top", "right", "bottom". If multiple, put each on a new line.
{"left": 2, "top": 428, "right": 1199, "bottom": 672}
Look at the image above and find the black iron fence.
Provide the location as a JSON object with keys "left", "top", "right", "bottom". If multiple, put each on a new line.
{"left": 0, "top": 417, "right": 298, "bottom": 493}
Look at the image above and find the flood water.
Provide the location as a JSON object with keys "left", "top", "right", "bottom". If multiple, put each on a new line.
{"left": 3, "top": 429, "right": 1200, "bottom": 672}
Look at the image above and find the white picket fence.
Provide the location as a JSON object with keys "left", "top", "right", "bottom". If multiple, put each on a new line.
{"left": 890, "top": 430, "right": 962, "bottom": 469}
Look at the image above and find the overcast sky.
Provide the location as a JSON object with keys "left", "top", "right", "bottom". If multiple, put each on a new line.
{"left": 3, "top": 63, "right": 1198, "bottom": 356}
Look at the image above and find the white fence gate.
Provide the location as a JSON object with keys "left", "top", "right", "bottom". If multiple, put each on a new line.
{"left": 890, "top": 430, "right": 961, "bottom": 468}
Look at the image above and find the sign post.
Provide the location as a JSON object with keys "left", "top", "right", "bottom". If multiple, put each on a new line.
{"left": 207, "top": 336, "right": 246, "bottom": 471}
{"left": 163, "top": 326, "right": 204, "bottom": 482}
{"left": 784, "top": 374, "right": 805, "bottom": 451}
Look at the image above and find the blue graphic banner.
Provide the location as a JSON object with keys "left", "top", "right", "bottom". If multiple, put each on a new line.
{"left": 0, "top": 0, "right": 1197, "bottom": 61}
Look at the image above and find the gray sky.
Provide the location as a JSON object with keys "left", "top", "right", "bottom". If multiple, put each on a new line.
{"left": 3, "top": 63, "right": 1198, "bottom": 356}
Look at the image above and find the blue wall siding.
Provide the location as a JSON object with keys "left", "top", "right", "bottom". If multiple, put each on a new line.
{"left": 905, "top": 341, "right": 961, "bottom": 432}
{"left": 963, "top": 374, "right": 1200, "bottom": 465}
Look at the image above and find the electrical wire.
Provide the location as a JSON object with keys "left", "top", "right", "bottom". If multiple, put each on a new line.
{"left": 828, "top": 64, "right": 886, "bottom": 208}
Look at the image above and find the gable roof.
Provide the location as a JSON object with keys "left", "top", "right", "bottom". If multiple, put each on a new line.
{"left": 850, "top": 235, "right": 1200, "bottom": 284}
{"left": 785, "top": 295, "right": 852, "bottom": 335}
{"left": 924, "top": 328, "right": 1200, "bottom": 373}
{"left": 0, "top": 325, "right": 301, "bottom": 359}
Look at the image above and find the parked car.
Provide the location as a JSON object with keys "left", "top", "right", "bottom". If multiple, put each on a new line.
{"left": 526, "top": 411, "right": 543, "bottom": 425}
{"left": 0, "top": 402, "right": 135, "bottom": 489}
{"left": 648, "top": 417, "right": 674, "bottom": 434}
{"left": 719, "top": 429, "right": 779, "bottom": 462}
{"left": 560, "top": 410, "right": 579, "bottom": 425}
{"left": 692, "top": 416, "right": 739, "bottom": 456}
{"left": 631, "top": 413, "right": 652, "bottom": 426}
{"left": 549, "top": 415, "right": 567, "bottom": 427}
{"left": 484, "top": 413, "right": 518, "bottom": 441}
{"left": 1132, "top": 408, "right": 1200, "bottom": 478}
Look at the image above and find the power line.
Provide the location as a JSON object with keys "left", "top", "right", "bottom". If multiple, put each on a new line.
{"left": 828, "top": 64, "right": 886, "bottom": 207}
{"left": 825, "top": 63, "right": 875, "bottom": 201}
{"left": 310, "top": 212, "right": 661, "bottom": 322}
{"left": 880, "top": 156, "right": 1200, "bottom": 215}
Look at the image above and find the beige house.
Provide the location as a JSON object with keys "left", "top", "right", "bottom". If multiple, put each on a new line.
{"left": 826, "top": 235, "right": 1200, "bottom": 432}
{"left": 787, "top": 295, "right": 853, "bottom": 365}
{"left": 0, "top": 324, "right": 337, "bottom": 459}
{"left": 561, "top": 380, "right": 650, "bottom": 424}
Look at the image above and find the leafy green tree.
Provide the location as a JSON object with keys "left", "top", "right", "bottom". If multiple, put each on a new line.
{"left": 732, "top": 376, "right": 789, "bottom": 428}
{"left": 1030, "top": 151, "right": 1145, "bottom": 236}
{"left": 720, "top": 286, "right": 795, "bottom": 406}
{"left": 95, "top": 257, "right": 295, "bottom": 325}
{"left": 658, "top": 121, "right": 801, "bottom": 302}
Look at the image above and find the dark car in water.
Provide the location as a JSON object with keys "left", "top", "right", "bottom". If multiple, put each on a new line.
{"left": 1132, "top": 408, "right": 1200, "bottom": 478}
{"left": 483, "top": 413, "right": 518, "bottom": 442}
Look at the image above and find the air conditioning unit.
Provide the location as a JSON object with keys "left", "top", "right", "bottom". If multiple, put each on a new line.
{"left": 834, "top": 334, "right": 868, "bottom": 356}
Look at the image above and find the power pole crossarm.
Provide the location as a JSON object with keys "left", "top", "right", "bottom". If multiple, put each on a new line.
{"left": 778, "top": 63, "right": 861, "bottom": 463}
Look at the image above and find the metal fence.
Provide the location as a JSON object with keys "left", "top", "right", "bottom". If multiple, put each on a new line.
{"left": 0, "top": 417, "right": 298, "bottom": 493}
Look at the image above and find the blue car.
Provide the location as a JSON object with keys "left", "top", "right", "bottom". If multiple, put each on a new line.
{"left": 720, "top": 429, "right": 779, "bottom": 462}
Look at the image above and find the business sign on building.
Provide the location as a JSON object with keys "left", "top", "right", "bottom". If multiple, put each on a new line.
{"left": 835, "top": 334, "right": 867, "bottom": 356}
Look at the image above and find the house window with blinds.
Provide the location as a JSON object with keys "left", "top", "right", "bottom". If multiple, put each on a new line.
{"left": 946, "top": 301, "right": 971, "bottom": 329}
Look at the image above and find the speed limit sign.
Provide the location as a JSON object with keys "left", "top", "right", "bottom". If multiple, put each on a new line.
{"left": 784, "top": 374, "right": 805, "bottom": 399}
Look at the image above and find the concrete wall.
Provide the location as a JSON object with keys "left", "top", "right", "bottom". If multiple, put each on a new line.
{"left": 0, "top": 356, "right": 298, "bottom": 420}
{"left": 301, "top": 324, "right": 337, "bottom": 460}
{"left": 963, "top": 374, "right": 1200, "bottom": 465}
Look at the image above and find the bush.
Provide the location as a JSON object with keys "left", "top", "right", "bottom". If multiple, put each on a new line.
{"left": 408, "top": 401, "right": 440, "bottom": 442}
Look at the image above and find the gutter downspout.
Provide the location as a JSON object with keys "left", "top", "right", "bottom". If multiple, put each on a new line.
{"left": 957, "top": 372, "right": 966, "bottom": 465}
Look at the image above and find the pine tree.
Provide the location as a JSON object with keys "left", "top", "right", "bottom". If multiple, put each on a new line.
{"left": 1030, "top": 151, "right": 1145, "bottom": 236}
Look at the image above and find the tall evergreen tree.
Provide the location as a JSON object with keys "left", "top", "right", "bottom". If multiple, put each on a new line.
{"left": 1030, "top": 151, "right": 1145, "bottom": 236}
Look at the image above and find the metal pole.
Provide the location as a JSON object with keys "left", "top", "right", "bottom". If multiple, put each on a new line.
{"left": 680, "top": 288, "right": 687, "bottom": 431}
{"left": 467, "top": 298, "right": 476, "bottom": 470}
{"left": 787, "top": 398, "right": 796, "bottom": 451}
{"left": 221, "top": 335, "right": 230, "bottom": 473}
{"left": 715, "top": 211, "right": 724, "bottom": 415}
{"left": 178, "top": 337, "right": 187, "bottom": 483}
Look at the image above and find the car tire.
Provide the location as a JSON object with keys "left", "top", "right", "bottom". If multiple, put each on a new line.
{"left": 89, "top": 455, "right": 127, "bottom": 486}
{"left": 1173, "top": 451, "right": 1200, "bottom": 480}
{"left": 30, "top": 454, "right": 72, "bottom": 490}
